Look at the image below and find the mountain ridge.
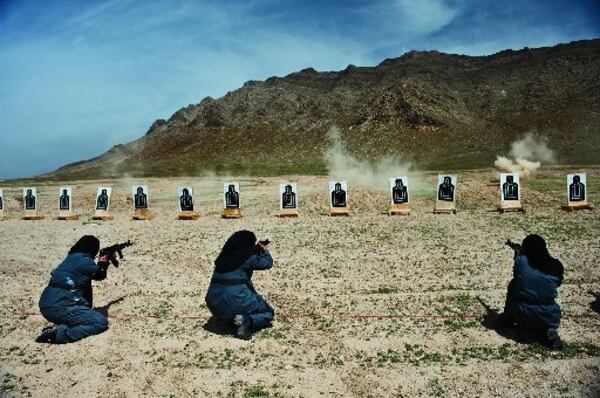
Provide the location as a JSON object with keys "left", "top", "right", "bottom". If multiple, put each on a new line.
{"left": 49, "top": 39, "right": 600, "bottom": 178}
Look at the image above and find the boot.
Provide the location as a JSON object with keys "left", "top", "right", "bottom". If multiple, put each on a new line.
{"left": 35, "top": 326, "right": 58, "bottom": 343}
{"left": 233, "top": 315, "right": 252, "bottom": 340}
{"left": 545, "top": 328, "right": 563, "bottom": 350}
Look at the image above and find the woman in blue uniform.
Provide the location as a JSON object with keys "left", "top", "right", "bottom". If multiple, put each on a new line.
{"left": 205, "top": 230, "right": 274, "bottom": 340}
{"left": 36, "top": 235, "right": 113, "bottom": 344}
{"left": 500, "top": 234, "right": 564, "bottom": 349}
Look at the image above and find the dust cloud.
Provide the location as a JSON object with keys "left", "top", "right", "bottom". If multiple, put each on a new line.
{"left": 494, "top": 133, "right": 556, "bottom": 177}
{"left": 324, "top": 127, "right": 427, "bottom": 192}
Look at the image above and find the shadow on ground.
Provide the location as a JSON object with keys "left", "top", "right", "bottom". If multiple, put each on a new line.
{"left": 203, "top": 316, "right": 235, "bottom": 336}
{"left": 590, "top": 291, "right": 600, "bottom": 314}
{"left": 96, "top": 296, "right": 126, "bottom": 318}
{"left": 477, "top": 297, "right": 542, "bottom": 345}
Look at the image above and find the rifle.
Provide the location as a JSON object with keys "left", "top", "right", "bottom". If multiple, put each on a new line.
{"left": 505, "top": 239, "right": 522, "bottom": 250}
{"left": 505, "top": 239, "right": 522, "bottom": 256}
{"left": 255, "top": 239, "right": 271, "bottom": 254}
{"left": 99, "top": 240, "right": 133, "bottom": 268}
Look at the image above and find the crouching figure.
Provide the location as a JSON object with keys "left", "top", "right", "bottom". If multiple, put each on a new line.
{"left": 36, "top": 236, "right": 113, "bottom": 343}
{"left": 500, "top": 234, "right": 564, "bottom": 349}
{"left": 205, "top": 230, "right": 274, "bottom": 340}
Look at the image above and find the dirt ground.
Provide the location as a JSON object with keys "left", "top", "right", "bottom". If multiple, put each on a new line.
{"left": 1, "top": 168, "right": 599, "bottom": 397}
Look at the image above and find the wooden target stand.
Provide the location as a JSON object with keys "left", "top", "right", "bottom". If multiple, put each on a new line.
{"left": 562, "top": 199, "right": 593, "bottom": 212}
{"left": 330, "top": 207, "right": 349, "bottom": 217}
{"left": 497, "top": 200, "right": 525, "bottom": 213}
{"left": 562, "top": 204, "right": 593, "bottom": 212}
{"left": 389, "top": 203, "right": 410, "bottom": 216}
{"left": 433, "top": 201, "right": 456, "bottom": 214}
{"left": 177, "top": 210, "right": 200, "bottom": 220}
{"left": 278, "top": 209, "right": 299, "bottom": 218}
{"left": 56, "top": 210, "right": 79, "bottom": 221}
{"left": 222, "top": 208, "right": 242, "bottom": 219}
{"left": 22, "top": 210, "right": 44, "bottom": 220}
{"left": 132, "top": 208, "right": 153, "bottom": 220}
{"left": 92, "top": 210, "right": 114, "bottom": 221}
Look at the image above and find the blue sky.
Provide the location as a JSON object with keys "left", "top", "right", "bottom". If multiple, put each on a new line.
{"left": 1, "top": 0, "right": 598, "bottom": 178}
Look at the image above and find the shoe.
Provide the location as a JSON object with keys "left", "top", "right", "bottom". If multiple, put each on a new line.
{"left": 41, "top": 324, "right": 54, "bottom": 333}
{"left": 35, "top": 327, "right": 58, "bottom": 343}
{"left": 546, "top": 328, "right": 563, "bottom": 350}
{"left": 233, "top": 315, "right": 252, "bottom": 340}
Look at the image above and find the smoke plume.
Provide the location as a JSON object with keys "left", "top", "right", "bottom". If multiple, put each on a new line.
{"left": 324, "top": 127, "right": 426, "bottom": 192}
{"left": 494, "top": 132, "right": 556, "bottom": 177}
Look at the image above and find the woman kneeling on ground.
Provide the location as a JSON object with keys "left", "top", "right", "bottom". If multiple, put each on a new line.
{"left": 36, "top": 235, "right": 114, "bottom": 344}
{"left": 205, "top": 230, "right": 275, "bottom": 340}
{"left": 500, "top": 234, "right": 565, "bottom": 349}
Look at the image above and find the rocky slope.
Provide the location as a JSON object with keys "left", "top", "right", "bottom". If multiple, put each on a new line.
{"left": 50, "top": 39, "right": 600, "bottom": 178}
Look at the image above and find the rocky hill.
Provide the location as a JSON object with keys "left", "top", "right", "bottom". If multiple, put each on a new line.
{"left": 49, "top": 39, "right": 600, "bottom": 178}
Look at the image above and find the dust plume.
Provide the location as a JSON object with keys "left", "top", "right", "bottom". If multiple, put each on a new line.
{"left": 324, "top": 127, "right": 427, "bottom": 192}
{"left": 494, "top": 133, "right": 556, "bottom": 177}
{"left": 494, "top": 157, "right": 541, "bottom": 177}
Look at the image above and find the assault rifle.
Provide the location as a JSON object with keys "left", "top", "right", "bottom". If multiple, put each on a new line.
{"left": 505, "top": 239, "right": 521, "bottom": 250}
{"left": 99, "top": 240, "right": 133, "bottom": 268}
{"left": 505, "top": 239, "right": 522, "bottom": 256}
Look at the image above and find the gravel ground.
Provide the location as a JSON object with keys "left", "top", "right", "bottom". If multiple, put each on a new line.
{"left": 1, "top": 169, "right": 599, "bottom": 397}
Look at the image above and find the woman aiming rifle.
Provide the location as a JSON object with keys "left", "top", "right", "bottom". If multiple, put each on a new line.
{"left": 500, "top": 234, "right": 564, "bottom": 349}
{"left": 205, "top": 230, "right": 275, "bottom": 340}
{"left": 36, "top": 235, "right": 117, "bottom": 343}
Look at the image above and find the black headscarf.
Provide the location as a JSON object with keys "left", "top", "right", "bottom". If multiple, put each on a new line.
{"left": 214, "top": 230, "right": 257, "bottom": 273}
{"left": 522, "top": 234, "right": 564, "bottom": 285}
{"left": 69, "top": 235, "right": 100, "bottom": 258}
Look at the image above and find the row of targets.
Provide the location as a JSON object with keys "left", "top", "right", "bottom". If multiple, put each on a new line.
{"left": 0, "top": 173, "right": 590, "bottom": 219}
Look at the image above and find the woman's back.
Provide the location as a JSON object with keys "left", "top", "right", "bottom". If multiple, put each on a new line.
{"left": 206, "top": 250, "right": 273, "bottom": 320}
{"left": 514, "top": 255, "right": 560, "bottom": 304}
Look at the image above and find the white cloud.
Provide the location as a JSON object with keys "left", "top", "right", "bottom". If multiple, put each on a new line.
{"left": 390, "top": 0, "right": 460, "bottom": 34}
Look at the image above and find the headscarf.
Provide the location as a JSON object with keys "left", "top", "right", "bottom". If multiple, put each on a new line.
{"left": 214, "top": 230, "right": 257, "bottom": 273}
{"left": 522, "top": 234, "right": 564, "bottom": 285}
{"left": 69, "top": 235, "right": 100, "bottom": 258}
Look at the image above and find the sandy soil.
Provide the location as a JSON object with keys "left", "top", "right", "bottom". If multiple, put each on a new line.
{"left": 1, "top": 168, "right": 599, "bottom": 397}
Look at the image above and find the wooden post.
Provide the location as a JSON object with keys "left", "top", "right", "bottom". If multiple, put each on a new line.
{"left": 279, "top": 209, "right": 299, "bottom": 218}
{"left": 389, "top": 203, "right": 410, "bottom": 215}
{"left": 497, "top": 202, "right": 526, "bottom": 213}
{"left": 92, "top": 210, "right": 113, "bottom": 221}
{"left": 56, "top": 211, "right": 79, "bottom": 221}
{"left": 22, "top": 210, "right": 44, "bottom": 220}
{"left": 222, "top": 208, "right": 242, "bottom": 218}
{"left": 434, "top": 200, "right": 456, "bottom": 214}
{"left": 330, "top": 207, "right": 350, "bottom": 217}
{"left": 132, "top": 208, "right": 153, "bottom": 220}
{"left": 177, "top": 210, "right": 200, "bottom": 220}
{"left": 562, "top": 203, "right": 593, "bottom": 212}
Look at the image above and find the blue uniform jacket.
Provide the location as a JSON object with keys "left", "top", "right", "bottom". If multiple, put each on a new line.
{"left": 510, "top": 255, "right": 561, "bottom": 329}
{"left": 205, "top": 251, "right": 273, "bottom": 320}
{"left": 39, "top": 253, "right": 103, "bottom": 309}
